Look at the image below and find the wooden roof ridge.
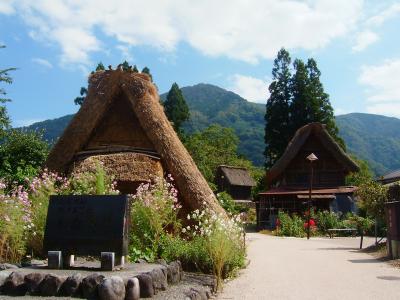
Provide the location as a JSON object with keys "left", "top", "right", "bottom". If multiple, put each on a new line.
{"left": 46, "top": 70, "right": 225, "bottom": 215}
{"left": 266, "top": 122, "right": 359, "bottom": 186}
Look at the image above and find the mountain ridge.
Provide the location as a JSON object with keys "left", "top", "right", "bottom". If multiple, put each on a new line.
{"left": 23, "top": 83, "right": 400, "bottom": 176}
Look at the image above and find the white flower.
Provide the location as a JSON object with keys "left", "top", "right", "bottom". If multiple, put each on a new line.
{"left": 182, "top": 228, "right": 187, "bottom": 233}
{"left": 187, "top": 215, "right": 191, "bottom": 220}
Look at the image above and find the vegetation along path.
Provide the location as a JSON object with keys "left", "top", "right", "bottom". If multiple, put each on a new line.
{"left": 219, "top": 233, "right": 400, "bottom": 300}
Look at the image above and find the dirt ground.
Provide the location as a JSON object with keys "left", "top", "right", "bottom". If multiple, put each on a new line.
{"left": 218, "top": 233, "right": 400, "bottom": 300}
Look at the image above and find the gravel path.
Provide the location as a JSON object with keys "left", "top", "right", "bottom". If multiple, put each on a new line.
{"left": 219, "top": 233, "right": 400, "bottom": 300}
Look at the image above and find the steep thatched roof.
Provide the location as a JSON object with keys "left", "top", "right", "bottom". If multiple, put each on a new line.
{"left": 46, "top": 70, "right": 224, "bottom": 214}
{"left": 218, "top": 165, "right": 256, "bottom": 187}
{"left": 266, "top": 122, "right": 359, "bottom": 185}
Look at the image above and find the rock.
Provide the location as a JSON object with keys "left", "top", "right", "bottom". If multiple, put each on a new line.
{"left": 39, "top": 273, "right": 65, "bottom": 296}
{"left": 125, "top": 277, "right": 140, "bottom": 300}
{"left": 0, "top": 272, "right": 9, "bottom": 289}
{"left": 155, "top": 258, "right": 167, "bottom": 266}
{"left": 185, "top": 288, "right": 208, "bottom": 300}
{"left": 2, "top": 271, "right": 26, "bottom": 296}
{"left": 0, "top": 263, "right": 19, "bottom": 271}
{"left": 98, "top": 276, "right": 125, "bottom": 300}
{"left": 81, "top": 273, "right": 105, "bottom": 299}
{"left": 148, "top": 267, "right": 167, "bottom": 293}
{"left": 24, "top": 273, "right": 45, "bottom": 295}
{"left": 136, "top": 273, "right": 154, "bottom": 298}
{"left": 168, "top": 261, "right": 181, "bottom": 284}
{"left": 59, "top": 273, "right": 83, "bottom": 297}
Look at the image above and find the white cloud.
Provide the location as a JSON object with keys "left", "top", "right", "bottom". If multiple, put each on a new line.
{"left": 351, "top": 3, "right": 400, "bottom": 52}
{"left": 352, "top": 30, "right": 379, "bottom": 52}
{"left": 32, "top": 57, "right": 53, "bottom": 68}
{"left": 366, "top": 3, "right": 400, "bottom": 26}
{"left": 116, "top": 45, "right": 134, "bottom": 62}
{"left": 0, "top": 0, "right": 15, "bottom": 14}
{"left": 2, "top": 0, "right": 364, "bottom": 67}
{"left": 229, "top": 74, "right": 270, "bottom": 103}
{"left": 359, "top": 59, "right": 400, "bottom": 116}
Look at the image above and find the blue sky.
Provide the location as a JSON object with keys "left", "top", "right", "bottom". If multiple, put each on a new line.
{"left": 1, "top": 0, "right": 400, "bottom": 127}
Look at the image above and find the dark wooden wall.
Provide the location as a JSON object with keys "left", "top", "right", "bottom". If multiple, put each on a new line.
{"left": 279, "top": 134, "right": 347, "bottom": 187}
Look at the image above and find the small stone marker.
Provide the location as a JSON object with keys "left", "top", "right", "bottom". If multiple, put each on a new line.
{"left": 48, "top": 251, "right": 62, "bottom": 269}
{"left": 101, "top": 252, "right": 115, "bottom": 271}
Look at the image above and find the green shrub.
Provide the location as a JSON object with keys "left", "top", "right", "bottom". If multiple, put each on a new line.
{"left": 315, "top": 211, "right": 340, "bottom": 234}
{"left": 276, "top": 211, "right": 306, "bottom": 238}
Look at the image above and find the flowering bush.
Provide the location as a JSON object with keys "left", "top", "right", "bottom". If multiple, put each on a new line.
{"left": 129, "top": 175, "right": 181, "bottom": 262}
{"left": 182, "top": 207, "right": 246, "bottom": 290}
{"left": 0, "top": 164, "right": 118, "bottom": 262}
{"left": 130, "top": 176, "right": 246, "bottom": 290}
{"left": 0, "top": 181, "right": 27, "bottom": 262}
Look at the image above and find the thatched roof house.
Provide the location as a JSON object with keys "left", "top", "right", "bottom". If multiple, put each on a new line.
{"left": 257, "top": 122, "right": 360, "bottom": 229}
{"left": 216, "top": 165, "right": 256, "bottom": 201}
{"left": 379, "top": 169, "right": 400, "bottom": 185}
{"left": 46, "top": 70, "right": 224, "bottom": 214}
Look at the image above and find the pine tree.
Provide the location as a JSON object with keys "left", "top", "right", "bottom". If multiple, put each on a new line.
{"left": 141, "top": 67, "right": 152, "bottom": 81}
{"left": 121, "top": 61, "right": 130, "bottom": 71}
{"left": 74, "top": 87, "right": 87, "bottom": 106}
{"left": 290, "top": 58, "right": 345, "bottom": 149}
{"left": 290, "top": 58, "right": 310, "bottom": 133}
{"left": 306, "top": 58, "right": 345, "bottom": 149}
{"left": 96, "top": 62, "right": 105, "bottom": 71}
{"left": 164, "top": 83, "right": 190, "bottom": 135}
{"left": 264, "top": 48, "right": 292, "bottom": 168}
{"left": 132, "top": 65, "right": 139, "bottom": 73}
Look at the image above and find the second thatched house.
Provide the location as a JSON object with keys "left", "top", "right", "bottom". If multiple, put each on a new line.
{"left": 216, "top": 165, "right": 256, "bottom": 202}
{"left": 46, "top": 69, "right": 224, "bottom": 214}
{"left": 257, "top": 122, "right": 360, "bottom": 229}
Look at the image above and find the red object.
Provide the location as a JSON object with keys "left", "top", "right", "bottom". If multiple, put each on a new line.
{"left": 304, "top": 219, "right": 316, "bottom": 228}
{"left": 276, "top": 218, "right": 281, "bottom": 228}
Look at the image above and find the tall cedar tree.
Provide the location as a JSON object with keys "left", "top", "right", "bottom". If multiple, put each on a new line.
{"left": 265, "top": 50, "right": 345, "bottom": 169}
{"left": 264, "top": 48, "right": 292, "bottom": 168}
{"left": 290, "top": 58, "right": 345, "bottom": 150}
{"left": 164, "top": 83, "right": 190, "bottom": 135}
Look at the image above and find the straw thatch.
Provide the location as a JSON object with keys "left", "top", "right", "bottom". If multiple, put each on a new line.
{"left": 72, "top": 152, "right": 163, "bottom": 182}
{"left": 46, "top": 70, "right": 224, "bottom": 214}
{"left": 266, "top": 122, "right": 359, "bottom": 186}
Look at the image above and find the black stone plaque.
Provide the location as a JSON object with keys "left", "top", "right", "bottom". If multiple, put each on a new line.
{"left": 43, "top": 195, "right": 129, "bottom": 256}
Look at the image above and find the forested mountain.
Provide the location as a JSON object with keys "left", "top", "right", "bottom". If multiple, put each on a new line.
{"left": 23, "top": 83, "right": 400, "bottom": 176}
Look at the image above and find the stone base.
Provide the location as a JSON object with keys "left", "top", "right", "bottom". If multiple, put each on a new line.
{"left": 101, "top": 252, "right": 115, "bottom": 271}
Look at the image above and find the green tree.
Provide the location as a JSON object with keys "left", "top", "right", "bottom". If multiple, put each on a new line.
{"left": 96, "top": 62, "right": 105, "bottom": 71}
{"left": 290, "top": 58, "right": 345, "bottom": 149}
{"left": 74, "top": 87, "right": 87, "bottom": 106}
{"left": 0, "top": 130, "right": 49, "bottom": 185}
{"left": 164, "top": 83, "right": 190, "bottom": 135}
{"left": 356, "top": 180, "right": 388, "bottom": 220}
{"left": 346, "top": 156, "right": 373, "bottom": 186}
{"left": 141, "top": 67, "right": 152, "bottom": 81}
{"left": 264, "top": 48, "right": 292, "bottom": 168}
{"left": 184, "top": 125, "right": 254, "bottom": 188}
{"left": 0, "top": 45, "right": 15, "bottom": 137}
{"left": 122, "top": 60, "right": 130, "bottom": 71}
